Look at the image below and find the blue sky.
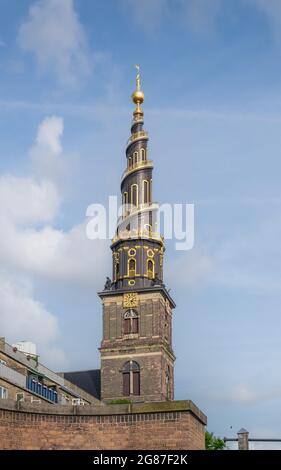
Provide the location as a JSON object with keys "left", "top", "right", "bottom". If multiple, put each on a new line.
{"left": 1, "top": 0, "right": 281, "bottom": 447}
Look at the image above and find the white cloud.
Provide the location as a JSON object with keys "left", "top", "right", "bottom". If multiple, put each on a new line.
{"left": 29, "top": 115, "right": 67, "bottom": 182}
{"left": 0, "top": 221, "right": 107, "bottom": 285}
{"left": 18, "top": 0, "right": 91, "bottom": 85}
{"left": 0, "top": 176, "right": 60, "bottom": 225}
{"left": 0, "top": 272, "right": 66, "bottom": 368}
{"left": 0, "top": 115, "right": 108, "bottom": 367}
{"left": 0, "top": 115, "right": 108, "bottom": 284}
{"left": 36, "top": 115, "right": 63, "bottom": 155}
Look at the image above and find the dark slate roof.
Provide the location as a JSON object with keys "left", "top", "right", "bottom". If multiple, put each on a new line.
{"left": 62, "top": 369, "right": 101, "bottom": 400}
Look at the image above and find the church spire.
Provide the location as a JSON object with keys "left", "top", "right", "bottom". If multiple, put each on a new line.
{"left": 99, "top": 68, "right": 176, "bottom": 404}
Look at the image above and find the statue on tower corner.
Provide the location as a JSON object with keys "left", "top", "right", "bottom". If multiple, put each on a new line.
{"left": 104, "top": 277, "right": 112, "bottom": 291}
{"left": 152, "top": 273, "right": 162, "bottom": 287}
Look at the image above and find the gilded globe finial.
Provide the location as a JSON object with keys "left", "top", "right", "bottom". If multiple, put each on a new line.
{"left": 132, "top": 64, "right": 144, "bottom": 112}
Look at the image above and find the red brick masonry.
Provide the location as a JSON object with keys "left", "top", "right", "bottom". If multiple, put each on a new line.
{"left": 0, "top": 399, "right": 207, "bottom": 450}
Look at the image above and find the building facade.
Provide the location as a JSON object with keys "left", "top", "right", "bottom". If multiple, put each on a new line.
{"left": 99, "top": 69, "right": 176, "bottom": 403}
{"left": 0, "top": 337, "right": 99, "bottom": 406}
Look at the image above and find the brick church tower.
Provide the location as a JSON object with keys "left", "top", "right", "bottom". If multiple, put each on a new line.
{"left": 99, "top": 67, "right": 176, "bottom": 402}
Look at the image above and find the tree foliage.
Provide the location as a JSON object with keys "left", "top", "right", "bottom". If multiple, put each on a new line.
{"left": 205, "top": 431, "right": 226, "bottom": 450}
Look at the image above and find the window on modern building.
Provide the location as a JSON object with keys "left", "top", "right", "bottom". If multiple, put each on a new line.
{"left": 123, "top": 309, "right": 139, "bottom": 334}
{"left": 16, "top": 392, "right": 24, "bottom": 402}
{"left": 122, "top": 361, "right": 140, "bottom": 396}
{"left": 147, "top": 259, "right": 154, "bottom": 279}
{"left": 128, "top": 258, "right": 136, "bottom": 277}
{"left": 0, "top": 386, "right": 8, "bottom": 399}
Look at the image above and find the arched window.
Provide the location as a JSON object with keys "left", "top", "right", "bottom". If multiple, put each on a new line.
{"left": 128, "top": 156, "right": 132, "bottom": 169}
{"left": 128, "top": 258, "right": 136, "bottom": 277}
{"left": 133, "top": 151, "right": 138, "bottom": 166}
{"left": 123, "top": 192, "right": 128, "bottom": 215}
{"left": 140, "top": 148, "right": 146, "bottom": 161}
{"left": 142, "top": 180, "right": 149, "bottom": 204}
{"left": 122, "top": 361, "right": 140, "bottom": 396}
{"left": 144, "top": 223, "right": 152, "bottom": 236}
{"left": 123, "top": 309, "right": 139, "bottom": 335}
{"left": 131, "top": 184, "right": 138, "bottom": 208}
{"left": 147, "top": 259, "right": 154, "bottom": 279}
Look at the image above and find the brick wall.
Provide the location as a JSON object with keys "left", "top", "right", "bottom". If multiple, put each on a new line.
{"left": 101, "top": 352, "right": 173, "bottom": 402}
{"left": 0, "top": 379, "right": 28, "bottom": 401}
{"left": 100, "top": 291, "right": 175, "bottom": 402}
{"left": 0, "top": 399, "right": 206, "bottom": 450}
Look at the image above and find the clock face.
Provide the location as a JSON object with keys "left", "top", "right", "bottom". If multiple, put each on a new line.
{"left": 123, "top": 292, "right": 138, "bottom": 308}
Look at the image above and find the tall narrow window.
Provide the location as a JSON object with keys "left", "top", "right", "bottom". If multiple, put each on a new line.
{"left": 143, "top": 180, "right": 149, "bottom": 204}
{"left": 140, "top": 148, "right": 146, "bottom": 161}
{"left": 123, "top": 371, "right": 130, "bottom": 396}
{"left": 128, "top": 258, "right": 136, "bottom": 277}
{"left": 123, "top": 309, "right": 139, "bottom": 335}
{"left": 122, "top": 361, "right": 140, "bottom": 396}
{"left": 147, "top": 259, "right": 154, "bottom": 279}
{"left": 115, "top": 261, "right": 120, "bottom": 280}
{"left": 128, "top": 156, "right": 132, "bottom": 168}
{"left": 131, "top": 184, "right": 138, "bottom": 208}
{"left": 166, "top": 366, "right": 171, "bottom": 400}
{"left": 133, "top": 369, "right": 140, "bottom": 395}
{"left": 123, "top": 192, "right": 128, "bottom": 215}
{"left": 133, "top": 151, "right": 138, "bottom": 166}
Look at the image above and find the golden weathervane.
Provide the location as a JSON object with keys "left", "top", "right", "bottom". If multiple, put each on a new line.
{"left": 132, "top": 64, "right": 144, "bottom": 113}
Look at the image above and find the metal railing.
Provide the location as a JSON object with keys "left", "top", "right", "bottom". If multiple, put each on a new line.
{"left": 224, "top": 429, "right": 281, "bottom": 450}
{"left": 112, "top": 228, "right": 164, "bottom": 244}
{"left": 26, "top": 377, "right": 58, "bottom": 403}
{"left": 127, "top": 130, "right": 148, "bottom": 147}
{"left": 121, "top": 159, "right": 153, "bottom": 181}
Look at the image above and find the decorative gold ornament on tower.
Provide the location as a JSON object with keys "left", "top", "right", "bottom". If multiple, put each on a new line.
{"left": 132, "top": 64, "right": 145, "bottom": 115}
